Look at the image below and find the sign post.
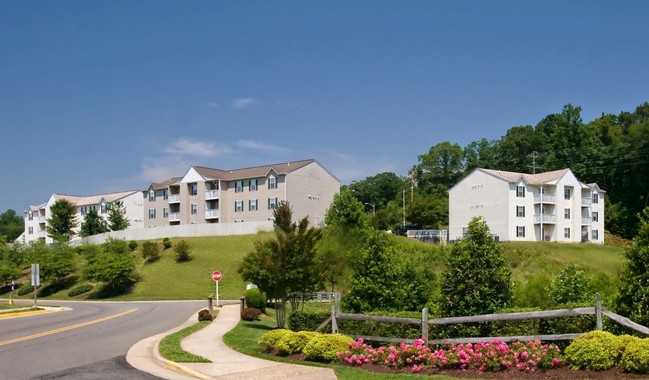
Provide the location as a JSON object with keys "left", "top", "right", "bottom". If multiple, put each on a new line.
{"left": 212, "top": 271, "right": 222, "bottom": 306}
{"left": 31, "top": 263, "right": 40, "bottom": 306}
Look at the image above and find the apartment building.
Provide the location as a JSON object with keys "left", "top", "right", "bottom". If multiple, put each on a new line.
{"left": 23, "top": 190, "right": 143, "bottom": 244}
{"left": 449, "top": 168, "right": 605, "bottom": 244}
{"left": 142, "top": 159, "right": 340, "bottom": 228}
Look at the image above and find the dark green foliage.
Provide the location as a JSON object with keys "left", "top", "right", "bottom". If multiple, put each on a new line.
{"left": 162, "top": 237, "right": 172, "bottom": 249}
{"left": 197, "top": 309, "right": 213, "bottom": 321}
{"left": 241, "top": 307, "right": 261, "bottom": 321}
{"left": 244, "top": 287, "right": 266, "bottom": 311}
{"left": 288, "top": 309, "right": 331, "bottom": 332}
{"left": 107, "top": 201, "right": 130, "bottom": 231}
{"left": 173, "top": 240, "right": 192, "bottom": 262}
{"left": 616, "top": 207, "right": 649, "bottom": 327}
{"left": 141, "top": 241, "right": 161, "bottom": 262}
{"left": 547, "top": 265, "right": 592, "bottom": 306}
{"left": 513, "top": 275, "right": 552, "bottom": 309}
{"left": 128, "top": 240, "right": 138, "bottom": 251}
{"left": 416, "top": 141, "right": 465, "bottom": 190}
{"left": 337, "top": 310, "right": 423, "bottom": 341}
{"left": 0, "top": 262, "right": 21, "bottom": 286}
{"left": 324, "top": 188, "right": 367, "bottom": 230}
{"left": 490, "top": 307, "right": 541, "bottom": 338}
{"left": 0, "top": 209, "right": 24, "bottom": 242}
{"left": 39, "top": 244, "right": 76, "bottom": 283}
{"left": 38, "top": 275, "right": 78, "bottom": 297}
{"left": 83, "top": 240, "right": 139, "bottom": 295}
{"left": 68, "top": 284, "right": 94, "bottom": 297}
{"left": 538, "top": 302, "right": 596, "bottom": 336}
{"left": 439, "top": 217, "right": 512, "bottom": 337}
{"left": 102, "top": 238, "right": 129, "bottom": 255}
{"left": 17, "top": 282, "right": 33, "bottom": 295}
{"left": 79, "top": 209, "right": 108, "bottom": 237}
{"left": 46, "top": 199, "right": 79, "bottom": 242}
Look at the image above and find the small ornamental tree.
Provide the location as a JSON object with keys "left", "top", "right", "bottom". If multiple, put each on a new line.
{"left": 440, "top": 217, "right": 512, "bottom": 336}
{"left": 40, "top": 244, "right": 76, "bottom": 283}
{"left": 84, "top": 239, "right": 139, "bottom": 293}
{"left": 174, "top": 240, "right": 192, "bottom": 262}
{"left": 80, "top": 209, "right": 109, "bottom": 237}
{"left": 107, "top": 201, "right": 130, "bottom": 231}
{"left": 547, "top": 264, "right": 592, "bottom": 306}
{"left": 616, "top": 207, "right": 649, "bottom": 326}
{"left": 47, "top": 199, "right": 79, "bottom": 242}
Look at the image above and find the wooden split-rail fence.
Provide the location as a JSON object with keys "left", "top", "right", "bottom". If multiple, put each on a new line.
{"left": 315, "top": 295, "right": 649, "bottom": 345}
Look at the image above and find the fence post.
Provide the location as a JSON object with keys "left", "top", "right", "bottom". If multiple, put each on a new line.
{"left": 596, "top": 294, "right": 603, "bottom": 331}
{"left": 331, "top": 304, "right": 338, "bottom": 334}
{"left": 422, "top": 307, "right": 429, "bottom": 346}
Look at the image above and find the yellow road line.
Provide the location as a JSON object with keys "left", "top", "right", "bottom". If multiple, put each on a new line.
{"left": 0, "top": 309, "right": 55, "bottom": 319}
{"left": 0, "top": 308, "right": 138, "bottom": 347}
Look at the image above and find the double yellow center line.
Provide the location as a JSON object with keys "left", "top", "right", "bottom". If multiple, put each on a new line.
{"left": 0, "top": 308, "right": 138, "bottom": 347}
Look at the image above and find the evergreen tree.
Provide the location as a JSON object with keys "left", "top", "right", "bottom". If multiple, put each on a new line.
{"left": 47, "top": 199, "right": 79, "bottom": 242}
{"left": 80, "top": 209, "right": 109, "bottom": 237}
{"left": 0, "top": 209, "right": 25, "bottom": 241}
{"left": 107, "top": 201, "right": 130, "bottom": 231}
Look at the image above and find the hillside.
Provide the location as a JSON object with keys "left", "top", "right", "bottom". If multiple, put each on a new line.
{"left": 4, "top": 233, "right": 627, "bottom": 304}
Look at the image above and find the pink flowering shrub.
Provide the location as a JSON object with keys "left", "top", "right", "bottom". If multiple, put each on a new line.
{"left": 337, "top": 337, "right": 562, "bottom": 373}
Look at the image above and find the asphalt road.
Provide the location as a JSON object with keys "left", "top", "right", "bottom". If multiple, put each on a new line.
{"left": 0, "top": 300, "right": 206, "bottom": 380}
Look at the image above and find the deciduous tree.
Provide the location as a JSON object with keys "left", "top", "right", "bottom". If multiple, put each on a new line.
{"left": 80, "top": 209, "right": 109, "bottom": 237}
{"left": 0, "top": 209, "right": 24, "bottom": 242}
{"left": 107, "top": 201, "right": 130, "bottom": 231}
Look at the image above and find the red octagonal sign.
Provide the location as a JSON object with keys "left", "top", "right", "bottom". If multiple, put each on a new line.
{"left": 212, "top": 271, "right": 222, "bottom": 282}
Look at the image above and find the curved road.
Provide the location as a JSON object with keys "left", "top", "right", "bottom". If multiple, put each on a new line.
{"left": 0, "top": 300, "right": 205, "bottom": 380}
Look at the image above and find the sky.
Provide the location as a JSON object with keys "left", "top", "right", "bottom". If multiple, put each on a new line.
{"left": 1, "top": 1, "right": 648, "bottom": 214}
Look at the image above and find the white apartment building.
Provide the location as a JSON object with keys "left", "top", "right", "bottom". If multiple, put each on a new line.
{"left": 449, "top": 168, "right": 605, "bottom": 244}
{"left": 23, "top": 190, "right": 143, "bottom": 244}
{"left": 142, "top": 159, "right": 340, "bottom": 228}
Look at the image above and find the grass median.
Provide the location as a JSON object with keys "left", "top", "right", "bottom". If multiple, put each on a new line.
{"left": 158, "top": 320, "right": 213, "bottom": 363}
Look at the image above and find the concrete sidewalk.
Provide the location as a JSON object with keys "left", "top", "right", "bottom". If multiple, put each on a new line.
{"left": 127, "top": 304, "right": 337, "bottom": 380}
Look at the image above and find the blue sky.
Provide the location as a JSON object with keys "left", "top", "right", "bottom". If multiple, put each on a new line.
{"left": 1, "top": 1, "right": 648, "bottom": 214}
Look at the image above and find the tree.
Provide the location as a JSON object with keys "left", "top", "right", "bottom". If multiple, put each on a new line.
{"left": 616, "top": 207, "right": 649, "bottom": 326}
{"left": 324, "top": 188, "right": 367, "bottom": 230}
{"left": 464, "top": 138, "right": 498, "bottom": 173}
{"left": 547, "top": 265, "right": 592, "bottom": 306}
{"left": 79, "top": 209, "right": 109, "bottom": 237}
{"left": 107, "top": 201, "right": 130, "bottom": 231}
{"left": 406, "top": 194, "right": 448, "bottom": 229}
{"left": 417, "top": 141, "right": 465, "bottom": 191}
{"left": 84, "top": 239, "right": 139, "bottom": 294}
{"left": 0, "top": 209, "right": 24, "bottom": 242}
{"left": 238, "top": 201, "right": 324, "bottom": 328}
{"left": 347, "top": 172, "right": 409, "bottom": 210}
{"left": 47, "top": 199, "right": 79, "bottom": 242}
{"left": 493, "top": 125, "right": 545, "bottom": 173}
{"left": 440, "top": 217, "right": 512, "bottom": 336}
{"left": 40, "top": 244, "right": 76, "bottom": 283}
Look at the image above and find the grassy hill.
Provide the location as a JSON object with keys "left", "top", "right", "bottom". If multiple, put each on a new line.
{"left": 4, "top": 233, "right": 627, "bottom": 303}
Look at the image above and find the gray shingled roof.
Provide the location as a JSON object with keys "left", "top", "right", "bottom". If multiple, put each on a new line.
{"left": 193, "top": 159, "right": 315, "bottom": 181}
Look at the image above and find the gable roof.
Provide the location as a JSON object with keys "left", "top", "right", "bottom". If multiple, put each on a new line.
{"left": 53, "top": 191, "right": 139, "bottom": 207}
{"left": 480, "top": 168, "right": 571, "bottom": 185}
{"left": 147, "top": 177, "right": 182, "bottom": 190}
{"left": 193, "top": 159, "right": 317, "bottom": 181}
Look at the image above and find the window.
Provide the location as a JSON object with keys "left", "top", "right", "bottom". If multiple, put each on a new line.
{"left": 268, "top": 197, "right": 278, "bottom": 210}
{"left": 564, "top": 187, "right": 572, "bottom": 200}
{"left": 516, "top": 226, "right": 525, "bottom": 237}
{"left": 234, "top": 180, "right": 244, "bottom": 193}
{"left": 564, "top": 228, "right": 571, "bottom": 238}
{"left": 592, "top": 193, "right": 599, "bottom": 204}
{"left": 592, "top": 211, "right": 599, "bottom": 222}
{"left": 564, "top": 208, "right": 571, "bottom": 219}
{"left": 516, "top": 186, "right": 525, "bottom": 197}
{"left": 268, "top": 176, "right": 277, "bottom": 189}
{"left": 28, "top": 227, "right": 33, "bottom": 234}
{"left": 149, "top": 190, "right": 156, "bottom": 201}
{"left": 163, "top": 208, "right": 169, "bottom": 218}
{"left": 249, "top": 179, "right": 258, "bottom": 191}
{"left": 28, "top": 212, "right": 33, "bottom": 221}
{"left": 80, "top": 206, "right": 87, "bottom": 215}
{"left": 163, "top": 190, "right": 168, "bottom": 200}
{"left": 235, "top": 200, "right": 244, "bottom": 212}
{"left": 592, "top": 230, "right": 599, "bottom": 240}
{"left": 190, "top": 183, "right": 198, "bottom": 196}
{"left": 516, "top": 206, "right": 525, "bottom": 217}
{"left": 249, "top": 199, "right": 258, "bottom": 211}
{"left": 191, "top": 203, "right": 198, "bottom": 215}
{"left": 100, "top": 203, "right": 106, "bottom": 214}
{"left": 148, "top": 209, "right": 156, "bottom": 219}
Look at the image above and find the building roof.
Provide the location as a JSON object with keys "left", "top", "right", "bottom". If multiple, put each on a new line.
{"left": 193, "top": 159, "right": 317, "bottom": 181}
{"left": 53, "top": 191, "right": 139, "bottom": 207}
{"left": 149, "top": 177, "right": 182, "bottom": 190}
{"left": 480, "top": 168, "right": 571, "bottom": 185}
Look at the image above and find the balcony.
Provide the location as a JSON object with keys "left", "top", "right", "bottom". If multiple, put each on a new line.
{"left": 581, "top": 217, "right": 592, "bottom": 225}
{"left": 168, "top": 194, "right": 180, "bottom": 204}
{"left": 38, "top": 231, "right": 47, "bottom": 238}
{"left": 205, "top": 190, "right": 219, "bottom": 200}
{"left": 581, "top": 198, "right": 592, "bottom": 206}
{"left": 534, "top": 194, "right": 556, "bottom": 203}
{"left": 169, "top": 212, "right": 180, "bottom": 222}
{"left": 38, "top": 216, "right": 47, "bottom": 223}
{"left": 534, "top": 214, "right": 557, "bottom": 224}
{"left": 205, "top": 208, "right": 220, "bottom": 219}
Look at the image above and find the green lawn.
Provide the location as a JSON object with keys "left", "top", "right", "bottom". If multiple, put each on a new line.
{"left": 159, "top": 320, "right": 213, "bottom": 363}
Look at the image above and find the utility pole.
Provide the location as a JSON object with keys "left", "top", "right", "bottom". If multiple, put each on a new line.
{"left": 528, "top": 151, "right": 540, "bottom": 174}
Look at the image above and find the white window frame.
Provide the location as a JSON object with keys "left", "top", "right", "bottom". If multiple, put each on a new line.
{"left": 516, "top": 186, "right": 525, "bottom": 197}
{"left": 163, "top": 207, "right": 169, "bottom": 218}
{"left": 148, "top": 209, "right": 156, "bottom": 219}
{"left": 190, "top": 183, "right": 198, "bottom": 196}
{"left": 249, "top": 199, "right": 258, "bottom": 211}
{"left": 28, "top": 226, "right": 34, "bottom": 234}
{"left": 268, "top": 176, "right": 277, "bottom": 189}
{"left": 249, "top": 179, "right": 258, "bottom": 191}
{"left": 268, "top": 197, "right": 277, "bottom": 210}
{"left": 191, "top": 203, "right": 198, "bottom": 215}
{"left": 593, "top": 193, "right": 599, "bottom": 204}
{"left": 564, "top": 228, "right": 571, "bottom": 238}
{"left": 516, "top": 226, "right": 525, "bottom": 237}
{"left": 163, "top": 189, "right": 168, "bottom": 200}
{"left": 235, "top": 200, "right": 244, "bottom": 213}
{"left": 564, "top": 208, "right": 570, "bottom": 219}
{"left": 235, "top": 180, "right": 244, "bottom": 193}
{"left": 516, "top": 206, "right": 525, "bottom": 217}
{"left": 592, "top": 229, "right": 599, "bottom": 240}
{"left": 564, "top": 187, "right": 572, "bottom": 200}
{"left": 592, "top": 211, "right": 599, "bottom": 222}
{"left": 149, "top": 190, "right": 156, "bottom": 201}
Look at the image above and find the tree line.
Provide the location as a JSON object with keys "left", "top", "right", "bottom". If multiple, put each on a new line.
{"left": 348, "top": 102, "right": 649, "bottom": 238}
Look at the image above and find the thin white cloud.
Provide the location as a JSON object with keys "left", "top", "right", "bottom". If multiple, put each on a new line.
{"left": 231, "top": 97, "right": 257, "bottom": 109}
{"left": 237, "top": 139, "right": 288, "bottom": 153}
{"left": 163, "top": 138, "right": 231, "bottom": 158}
{"left": 205, "top": 101, "right": 219, "bottom": 109}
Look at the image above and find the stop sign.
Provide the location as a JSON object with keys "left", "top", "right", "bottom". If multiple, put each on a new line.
{"left": 212, "top": 271, "right": 222, "bottom": 282}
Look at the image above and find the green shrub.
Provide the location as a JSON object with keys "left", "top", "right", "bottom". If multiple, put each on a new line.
{"left": 338, "top": 310, "right": 422, "bottom": 341}
{"left": 173, "top": 240, "right": 192, "bottom": 262}
{"left": 128, "top": 241, "right": 138, "bottom": 251}
{"left": 141, "top": 241, "right": 161, "bottom": 262}
{"left": 276, "top": 331, "right": 319, "bottom": 356}
{"left": 17, "top": 282, "right": 33, "bottom": 296}
{"left": 241, "top": 307, "right": 261, "bottom": 321}
{"left": 198, "top": 309, "right": 213, "bottom": 321}
{"left": 302, "top": 333, "right": 353, "bottom": 362}
{"left": 68, "top": 284, "right": 94, "bottom": 297}
{"left": 288, "top": 309, "right": 330, "bottom": 332}
{"left": 539, "top": 302, "right": 596, "bottom": 336}
{"left": 490, "top": 307, "right": 541, "bottom": 337}
{"left": 564, "top": 331, "right": 621, "bottom": 370}
{"left": 162, "top": 237, "right": 172, "bottom": 249}
{"left": 620, "top": 338, "right": 649, "bottom": 373}
{"left": 258, "top": 329, "right": 293, "bottom": 351}
{"left": 244, "top": 288, "right": 266, "bottom": 312}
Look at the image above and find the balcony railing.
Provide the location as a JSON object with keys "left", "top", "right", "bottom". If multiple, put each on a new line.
{"left": 581, "top": 217, "right": 592, "bottom": 225}
{"left": 205, "top": 209, "right": 220, "bottom": 219}
{"left": 38, "top": 231, "right": 47, "bottom": 238}
{"left": 38, "top": 216, "right": 47, "bottom": 223}
{"left": 205, "top": 190, "right": 219, "bottom": 200}
{"left": 169, "top": 212, "right": 180, "bottom": 222}
{"left": 534, "top": 195, "right": 556, "bottom": 203}
{"left": 534, "top": 214, "right": 557, "bottom": 223}
{"left": 581, "top": 198, "right": 592, "bottom": 206}
{"left": 168, "top": 194, "right": 180, "bottom": 203}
